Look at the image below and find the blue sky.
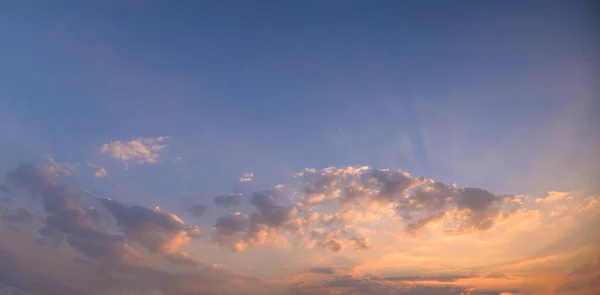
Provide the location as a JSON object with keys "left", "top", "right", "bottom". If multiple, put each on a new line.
{"left": 0, "top": 2, "right": 599, "bottom": 294}
{"left": 2, "top": 1, "right": 597, "bottom": 199}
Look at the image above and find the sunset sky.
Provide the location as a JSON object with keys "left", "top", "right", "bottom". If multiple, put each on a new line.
{"left": 0, "top": 1, "right": 599, "bottom": 295}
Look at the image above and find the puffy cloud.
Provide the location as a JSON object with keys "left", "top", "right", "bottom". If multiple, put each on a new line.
{"left": 101, "top": 136, "right": 169, "bottom": 165}
{"left": 239, "top": 172, "right": 254, "bottom": 182}
{"left": 214, "top": 193, "right": 244, "bottom": 207}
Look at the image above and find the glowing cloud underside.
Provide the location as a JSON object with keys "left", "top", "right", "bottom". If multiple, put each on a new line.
{"left": 0, "top": 164, "right": 598, "bottom": 295}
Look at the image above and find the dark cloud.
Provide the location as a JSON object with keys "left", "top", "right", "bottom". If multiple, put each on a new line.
{"left": 186, "top": 203, "right": 208, "bottom": 217}
{"left": 37, "top": 225, "right": 65, "bottom": 246}
{"left": 249, "top": 191, "right": 280, "bottom": 211}
{"left": 2, "top": 208, "right": 35, "bottom": 224}
{"left": 0, "top": 248, "right": 83, "bottom": 295}
{"left": 382, "top": 275, "right": 471, "bottom": 282}
{"left": 1, "top": 197, "right": 9, "bottom": 203}
{"left": 0, "top": 184, "right": 9, "bottom": 193}
{"left": 213, "top": 213, "right": 249, "bottom": 237}
{"left": 214, "top": 193, "right": 244, "bottom": 207}
{"left": 99, "top": 198, "right": 193, "bottom": 256}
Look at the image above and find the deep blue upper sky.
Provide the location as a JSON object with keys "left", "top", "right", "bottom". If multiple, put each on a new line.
{"left": 0, "top": 1, "right": 598, "bottom": 204}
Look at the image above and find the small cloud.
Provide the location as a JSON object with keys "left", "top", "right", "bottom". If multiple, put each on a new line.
{"left": 239, "top": 172, "right": 254, "bottom": 183}
{"left": 186, "top": 204, "right": 208, "bottom": 217}
{"left": 173, "top": 156, "right": 182, "bottom": 163}
{"left": 94, "top": 167, "right": 108, "bottom": 178}
{"left": 101, "top": 136, "right": 170, "bottom": 165}
{"left": 214, "top": 193, "right": 244, "bottom": 207}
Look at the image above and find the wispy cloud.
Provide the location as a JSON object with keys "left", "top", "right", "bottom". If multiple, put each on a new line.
{"left": 239, "top": 172, "right": 254, "bottom": 183}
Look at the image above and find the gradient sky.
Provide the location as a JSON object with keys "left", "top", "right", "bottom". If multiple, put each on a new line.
{"left": 0, "top": 1, "right": 599, "bottom": 295}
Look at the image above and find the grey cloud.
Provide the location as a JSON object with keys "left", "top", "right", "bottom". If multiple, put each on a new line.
{"left": 213, "top": 213, "right": 249, "bottom": 237}
{"left": 455, "top": 187, "right": 498, "bottom": 212}
{"left": 214, "top": 193, "right": 244, "bottom": 207}
{"left": 249, "top": 190, "right": 280, "bottom": 211}
{"left": 99, "top": 198, "right": 191, "bottom": 255}
{"left": 2, "top": 208, "right": 35, "bottom": 224}
{"left": 0, "top": 184, "right": 9, "bottom": 193}
{"left": 382, "top": 275, "right": 471, "bottom": 282}
{"left": 309, "top": 267, "right": 336, "bottom": 275}
{"left": 164, "top": 251, "right": 200, "bottom": 266}
{"left": 1, "top": 197, "right": 9, "bottom": 203}
{"left": 186, "top": 203, "right": 208, "bottom": 217}
{"left": 38, "top": 225, "right": 65, "bottom": 245}
{"left": 368, "top": 169, "right": 423, "bottom": 203}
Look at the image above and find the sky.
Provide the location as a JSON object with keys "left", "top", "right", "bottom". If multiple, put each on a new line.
{"left": 0, "top": 1, "right": 599, "bottom": 295}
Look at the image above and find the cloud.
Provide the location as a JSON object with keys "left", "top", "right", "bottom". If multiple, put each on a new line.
{"left": 349, "top": 236, "right": 371, "bottom": 250}
{"left": 101, "top": 136, "right": 170, "bottom": 165}
{"left": 213, "top": 213, "right": 249, "bottom": 237}
{"left": 536, "top": 191, "right": 571, "bottom": 203}
{"left": 93, "top": 167, "right": 108, "bottom": 178}
{"left": 2, "top": 163, "right": 265, "bottom": 295}
{"left": 239, "top": 172, "right": 254, "bottom": 182}
{"left": 2, "top": 208, "right": 35, "bottom": 224}
{"left": 309, "top": 267, "right": 336, "bottom": 275}
{"left": 2, "top": 163, "right": 599, "bottom": 294}
{"left": 99, "top": 198, "right": 195, "bottom": 258}
{"left": 186, "top": 203, "right": 207, "bottom": 217}
{"left": 214, "top": 193, "right": 244, "bottom": 207}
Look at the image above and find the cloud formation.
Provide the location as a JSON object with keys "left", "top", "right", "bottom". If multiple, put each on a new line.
{"left": 1, "top": 163, "right": 599, "bottom": 295}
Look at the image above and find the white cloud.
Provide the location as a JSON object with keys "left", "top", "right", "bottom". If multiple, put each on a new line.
{"left": 239, "top": 172, "right": 254, "bottom": 182}
{"left": 101, "top": 136, "right": 170, "bottom": 165}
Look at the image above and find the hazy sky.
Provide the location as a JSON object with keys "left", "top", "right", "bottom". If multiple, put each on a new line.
{"left": 0, "top": 1, "right": 598, "bottom": 295}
